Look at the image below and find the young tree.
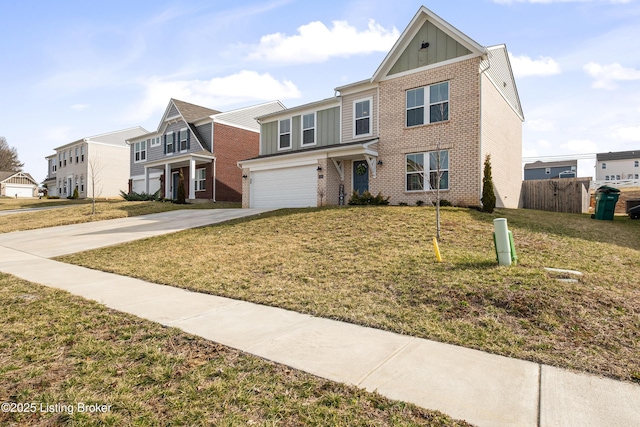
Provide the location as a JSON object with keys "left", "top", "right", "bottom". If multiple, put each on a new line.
{"left": 0, "top": 136, "right": 24, "bottom": 171}
{"left": 88, "top": 157, "right": 104, "bottom": 215}
{"left": 481, "top": 155, "right": 496, "bottom": 213}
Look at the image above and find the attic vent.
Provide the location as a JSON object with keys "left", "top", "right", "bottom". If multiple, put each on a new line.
{"left": 503, "top": 82, "right": 507, "bottom": 88}
{"left": 420, "top": 41, "right": 430, "bottom": 49}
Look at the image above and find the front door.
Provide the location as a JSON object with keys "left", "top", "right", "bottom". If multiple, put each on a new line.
{"left": 172, "top": 172, "right": 179, "bottom": 199}
{"left": 353, "top": 160, "right": 369, "bottom": 195}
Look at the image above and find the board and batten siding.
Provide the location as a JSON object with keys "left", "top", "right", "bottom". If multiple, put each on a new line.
{"left": 341, "top": 88, "right": 378, "bottom": 144}
{"left": 260, "top": 106, "right": 341, "bottom": 155}
{"left": 387, "top": 20, "right": 471, "bottom": 76}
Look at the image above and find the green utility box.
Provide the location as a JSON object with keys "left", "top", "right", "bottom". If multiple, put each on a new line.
{"left": 593, "top": 186, "right": 621, "bottom": 221}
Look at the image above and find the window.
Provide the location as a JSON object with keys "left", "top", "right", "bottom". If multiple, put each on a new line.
{"left": 179, "top": 129, "right": 189, "bottom": 151}
{"left": 406, "top": 150, "right": 449, "bottom": 191}
{"left": 52, "top": 163, "right": 56, "bottom": 173}
{"left": 195, "top": 168, "right": 206, "bottom": 191}
{"left": 545, "top": 167, "right": 551, "bottom": 175}
{"left": 63, "top": 152, "right": 66, "bottom": 167}
{"left": 165, "top": 132, "right": 174, "bottom": 154}
{"left": 134, "top": 140, "right": 147, "bottom": 162}
{"left": 59, "top": 153, "right": 62, "bottom": 168}
{"left": 635, "top": 160, "right": 639, "bottom": 168}
{"left": 354, "top": 99, "right": 371, "bottom": 136}
{"left": 616, "top": 175, "right": 621, "bottom": 180}
{"left": 75, "top": 147, "right": 79, "bottom": 163}
{"left": 406, "top": 82, "right": 449, "bottom": 127}
{"left": 69, "top": 149, "right": 72, "bottom": 164}
{"left": 80, "top": 175, "right": 84, "bottom": 192}
{"left": 279, "top": 119, "right": 291, "bottom": 150}
{"left": 635, "top": 174, "right": 639, "bottom": 179}
{"left": 602, "top": 163, "right": 606, "bottom": 169}
{"left": 605, "top": 175, "right": 610, "bottom": 180}
{"left": 151, "top": 137, "right": 161, "bottom": 147}
{"left": 63, "top": 179, "right": 67, "bottom": 195}
{"left": 302, "top": 113, "right": 315, "bottom": 145}
{"left": 81, "top": 146, "right": 85, "bottom": 162}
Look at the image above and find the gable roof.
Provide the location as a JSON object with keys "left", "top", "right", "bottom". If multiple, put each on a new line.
{"left": 524, "top": 160, "right": 577, "bottom": 170}
{"left": 54, "top": 127, "right": 148, "bottom": 150}
{"left": 172, "top": 99, "right": 221, "bottom": 123}
{"left": 372, "top": 6, "right": 486, "bottom": 82}
{"left": 0, "top": 171, "right": 37, "bottom": 185}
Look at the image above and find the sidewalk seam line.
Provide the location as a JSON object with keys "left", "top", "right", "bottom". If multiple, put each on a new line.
{"left": 355, "top": 336, "right": 416, "bottom": 387}
{"left": 537, "top": 363, "right": 542, "bottom": 427}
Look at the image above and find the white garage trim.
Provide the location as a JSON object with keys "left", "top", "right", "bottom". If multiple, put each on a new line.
{"left": 250, "top": 165, "right": 317, "bottom": 208}
{"left": 5, "top": 184, "right": 35, "bottom": 198}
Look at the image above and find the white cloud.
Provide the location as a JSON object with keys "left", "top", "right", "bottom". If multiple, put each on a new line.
{"left": 561, "top": 139, "right": 598, "bottom": 153}
{"left": 495, "top": 0, "right": 630, "bottom": 4}
{"left": 509, "top": 53, "right": 561, "bottom": 77}
{"left": 71, "top": 104, "right": 89, "bottom": 110}
{"left": 583, "top": 62, "right": 640, "bottom": 90}
{"left": 608, "top": 125, "right": 640, "bottom": 141}
{"left": 127, "top": 70, "right": 301, "bottom": 121}
{"left": 247, "top": 19, "right": 399, "bottom": 64}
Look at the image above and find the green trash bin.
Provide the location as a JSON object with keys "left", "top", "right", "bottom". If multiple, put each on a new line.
{"left": 593, "top": 186, "right": 621, "bottom": 221}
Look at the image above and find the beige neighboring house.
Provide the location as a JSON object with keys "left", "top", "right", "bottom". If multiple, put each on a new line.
{"left": 47, "top": 127, "right": 147, "bottom": 199}
{"left": 0, "top": 171, "right": 38, "bottom": 198}
{"left": 239, "top": 6, "right": 524, "bottom": 209}
{"left": 596, "top": 150, "right": 640, "bottom": 181}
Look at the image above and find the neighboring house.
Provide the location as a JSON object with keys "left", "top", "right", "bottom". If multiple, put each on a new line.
{"left": 596, "top": 150, "right": 640, "bottom": 181}
{"left": 128, "top": 99, "right": 284, "bottom": 202}
{"left": 0, "top": 171, "right": 38, "bottom": 198}
{"left": 239, "top": 6, "right": 524, "bottom": 209}
{"left": 524, "top": 160, "right": 577, "bottom": 180}
{"left": 48, "top": 127, "right": 147, "bottom": 199}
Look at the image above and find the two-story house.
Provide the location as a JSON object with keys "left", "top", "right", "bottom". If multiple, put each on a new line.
{"left": 524, "top": 160, "right": 577, "bottom": 180}
{"left": 239, "top": 6, "right": 524, "bottom": 209}
{"left": 596, "top": 150, "right": 640, "bottom": 181}
{"left": 45, "top": 127, "right": 147, "bottom": 199}
{"left": 127, "top": 99, "right": 284, "bottom": 202}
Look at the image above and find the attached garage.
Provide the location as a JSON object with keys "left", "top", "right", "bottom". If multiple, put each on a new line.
{"left": 131, "top": 172, "right": 162, "bottom": 195}
{"left": 0, "top": 171, "right": 38, "bottom": 198}
{"left": 250, "top": 165, "right": 317, "bottom": 208}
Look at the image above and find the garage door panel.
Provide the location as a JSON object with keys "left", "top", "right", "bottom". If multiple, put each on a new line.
{"left": 6, "top": 185, "right": 34, "bottom": 198}
{"left": 251, "top": 166, "right": 317, "bottom": 208}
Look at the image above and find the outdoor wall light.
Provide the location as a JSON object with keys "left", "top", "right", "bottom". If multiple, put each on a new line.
{"left": 377, "top": 160, "right": 383, "bottom": 165}
{"left": 317, "top": 166, "right": 322, "bottom": 171}
{"left": 242, "top": 174, "right": 248, "bottom": 178}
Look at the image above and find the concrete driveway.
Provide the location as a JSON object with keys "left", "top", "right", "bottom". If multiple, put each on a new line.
{"left": 0, "top": 208, "right": 274, "bottom": 258}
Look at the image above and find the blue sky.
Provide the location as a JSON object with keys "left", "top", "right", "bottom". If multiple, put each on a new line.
{"left": 1, "top": 0, "right": 640, "bottom": 182}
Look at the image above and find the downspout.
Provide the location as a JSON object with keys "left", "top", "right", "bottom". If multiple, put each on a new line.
{"left": 479, "top": 51, "right": 492, "bottom": 207}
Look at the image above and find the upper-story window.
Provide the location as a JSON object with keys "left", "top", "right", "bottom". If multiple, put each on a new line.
{"left": 602, "top": 163, "right": 606, "bottom": 169}
{"left": 179, "top": 129, "right": 189, "bottom": 151}
{"left": 279, "top": 119, "right": 291, "bottom": 150}
{"left": 165, "top": 132, "right": 175, "bottom": 154}
{"left": 63, "top": 151, "right": 67, "bottom": 167}
{"left": 51, "top": 160, "right": 56, "bottom": 173}
{"left": 80, "top": 146, "right": 85, "bottom": 162}
{"left": 545, "top": 167, "right": 551, "bottom": 175}
{"left": 302, "top": 113, "right": 315, "bottom": 146}
{"left": 75, "top": 147, "right": 79, "bottom": 163}
{"left": 69, "top": 149, "right": 73, "bottom": 164}
{"left": 406, "top": 81, "right": 449, "bottom": 127}
{"left": 635, "top": 160, "right": 639, "bottom": 168}
{"left": 354, "top": 99, "right": 371, "bottom": 137}
{"left": 134, "top": 140, "right": 147, "bottom": 162}
{"left": 150, "top": 136, "right": 161, "bottom": 147}
{"left": 58, "top": 153, "right": 62, "bottom": 168}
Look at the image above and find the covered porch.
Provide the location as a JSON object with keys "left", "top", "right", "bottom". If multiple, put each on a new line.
{"left": 143, "top": 152, "right": 216, "bottom": 200}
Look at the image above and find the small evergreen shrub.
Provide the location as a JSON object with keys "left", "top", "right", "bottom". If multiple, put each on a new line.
{"left": 176, "top": 170, "right": 187, "bottom": 204}
{"left": 120, "top": 190, "right": 160, "bottom": 201}
{"left": 416, "top": 200, "right": 424, "bottom": 206}
{"left": 348, "top": 190, "right": 390, "bottom": 205}
{"left": 481, "top": 155, "right": 496, "bottom": 213}
{"left": 439, "top": 199, "right": 453, "bottom": 207}
{"left": 398, "top": 202, "right": 408, "bottom": 206}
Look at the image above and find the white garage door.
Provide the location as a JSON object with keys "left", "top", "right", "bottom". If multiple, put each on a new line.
{"left": 5, "top": 185, "right": 34, "bottom": 198}
{"left": 132, "top": 178, "right": 161, "bottom": 195}
{"left": 251, "top": 165, "right": 317, "bottom": 208}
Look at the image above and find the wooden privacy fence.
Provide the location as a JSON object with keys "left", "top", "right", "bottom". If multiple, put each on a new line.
{"left": 520, "top": 178, "right": 591, "bottom": 214}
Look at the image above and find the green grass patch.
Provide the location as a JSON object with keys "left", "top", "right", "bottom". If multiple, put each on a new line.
{"left": 0, "top": 200, "right": 240, "bottom": 234}
{"left": 58, "top": 206, "right": 640, "bottom": 382}
{"left": 0, "top": 273, "right": 470, "bottom": 426}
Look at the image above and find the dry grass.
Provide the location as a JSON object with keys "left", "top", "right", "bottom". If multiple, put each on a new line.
{"left": 0, "top": 273, "right": 471, "bottom": 426}
{"left": 0, "top": 200, "right": 240, "bottom": 234}
{"left": 60, "top": 206, "right": 640, "bottom": 383}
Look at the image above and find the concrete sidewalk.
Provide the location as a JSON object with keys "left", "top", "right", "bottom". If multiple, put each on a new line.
{"left": 0, "top": 210, "right": 638, "bottom": 426}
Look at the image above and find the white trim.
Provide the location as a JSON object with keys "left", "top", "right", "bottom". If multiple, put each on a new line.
{"left": 277, "top": 118, "right": 292, "bottom": 151}
{"left": 301, "top": 112, "right": 317, "bottom": 147}
{"left": 179, "top": 127, "right": 189, "bottom": 153}
{"left": 195, "top": 167, "right": 206, "bottom": 192}
{"left": 353, "top": 97, "right": 373, "bottom": 138}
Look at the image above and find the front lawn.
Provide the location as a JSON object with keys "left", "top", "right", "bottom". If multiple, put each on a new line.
{"left": 0, "top": 200, "right": 240, "bottom": 233}
{"left": 59, "top": 206, "right": 640, "bottom": 383}
{"left": 0, "top": 273, "right": 469, "bottom": 426}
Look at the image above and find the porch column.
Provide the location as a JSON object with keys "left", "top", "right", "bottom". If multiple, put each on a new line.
{"left": 189, "top": 158, "right": 196, "bottom": 199}
{"left": 144, "top": 166, "right": 150, "bottom": 194}
{"left": 164, "top": 163, "right": 171, "bottom": 199}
